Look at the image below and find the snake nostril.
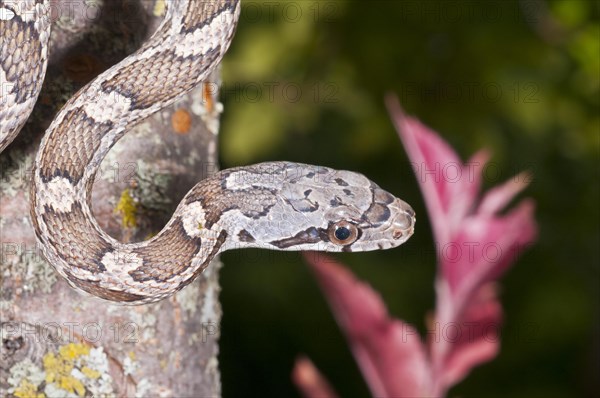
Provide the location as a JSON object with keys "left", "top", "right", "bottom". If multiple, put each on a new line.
{"left": 393, "top": 229, "right": 404, "bottom": 240}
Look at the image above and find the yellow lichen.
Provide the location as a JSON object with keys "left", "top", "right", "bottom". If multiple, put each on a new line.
{"left": 43, "top": 352, "right": 68, "bottom": 384}
{"left": 81, "top": 366, "right": 101, "bottom": 379}
{"left": 43, "top": 343, "right": 91, "bottom": 397}
{"left": 153, "top": 0, "right": 166, "bottom": 16}
{"left": 14, "top": 379, "right": 44, "bottom": 398}
{"left": 60, "top": 376, "right": 85, "bottom": 397}
{"left": 115, "top": 188, "right": 138, "bottom": 228}
{"left": 59, "top": 342, "right": 90, "bottom": 359}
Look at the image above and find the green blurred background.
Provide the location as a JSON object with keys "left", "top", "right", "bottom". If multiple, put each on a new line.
{"left": 217, "top": 1, "right": 599, "bottom": 396}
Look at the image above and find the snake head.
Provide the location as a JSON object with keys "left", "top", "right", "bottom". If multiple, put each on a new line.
{"left": 318, "top": 182, "right": 415, "bottom": 252}
{"left": 217, "top": 162, "right": 415, "bottom": 253}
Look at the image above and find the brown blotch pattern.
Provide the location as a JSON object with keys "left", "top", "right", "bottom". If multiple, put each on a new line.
{"left": 129, "top": 218, "right": 202, "bottom": 283}
{"left": 198, "top": 230, "right": 228, "bottom": 271}
{"left": 0, "top": 12, "right": 43, "bottom": 103}
{"left": 184, "top": 173, "right": 231, "bottom": 229}
{"left": 237, "top": 229, "right": 255, "bottom": 243}
{"left": 39, "top": 108, "right": 113, "bottom": 183}
{"left": 269, "top": 227, "right": 325, "bottom": 249}
{"left": 40, "top": 202, "right": 111, "bottom": 274}
{"left": 100, "top": 47, "right": 220, "bottom": 110}
{"left": 166, "top": 230, "right": 228, "bottom": 297}
{"left": 184, "top": 171, "right": 278, "bottom": 229}
{"left": 69, "top": 278, "right": 146, "bottom": 303}
{"left": 182, "top": 0, "right": 237, "bottom": 33}
{"left": 363, "top": 203, "right": 391, "bottom": 228}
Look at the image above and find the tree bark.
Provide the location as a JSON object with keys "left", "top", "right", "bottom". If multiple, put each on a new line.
{"left": 1, "top": 1, "right": 223, "bottom": 396}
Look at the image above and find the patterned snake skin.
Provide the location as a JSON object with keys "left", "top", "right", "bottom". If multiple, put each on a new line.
{"left": 1, "top": 0, "right": 415, "bottom": 304}
{"left": 0, "top": 0, "right": 50, "bottom": 152}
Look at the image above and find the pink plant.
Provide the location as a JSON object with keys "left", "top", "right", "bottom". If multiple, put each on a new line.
{"left": 292, "top": 357, "right": 339, "bottom": 398}
{"left": 293, "top": 95, "right": 537, "bottom": 397}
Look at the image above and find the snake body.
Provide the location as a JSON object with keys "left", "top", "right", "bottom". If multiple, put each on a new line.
{"left": 0, "top": 0, "right": 50, "bottom": 152}
{"left": 2, "top": 0, "right": 415, "bottom": 304}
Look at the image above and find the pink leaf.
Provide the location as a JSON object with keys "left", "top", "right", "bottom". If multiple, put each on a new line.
{"left": 386, "top": 95, "right": 490, "bottom": 246}
{"left": 478, "top": 172, "right": 532, "bottom": 216}
{"left": 304, "top": 252, "right": 431, "bottom": 398}
{"left": 292, "top": 356, "right": 339, "bottom": 398}
{"left": 386, "top": 95, "right": 537, "bottom": 395}
{"left": 440, "top": 199, "right": 537, "bottom": 297}
{"left": 432, "top": 283, "right": 503, "bottom": 391}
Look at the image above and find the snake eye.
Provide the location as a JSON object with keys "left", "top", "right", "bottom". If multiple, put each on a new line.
{"left": 329, "top": 221, "right": 359, "bottom": 246}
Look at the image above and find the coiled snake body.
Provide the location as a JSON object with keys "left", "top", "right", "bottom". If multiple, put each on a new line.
{"left": 1, "top": 0, "right": 415, "bottom": 304}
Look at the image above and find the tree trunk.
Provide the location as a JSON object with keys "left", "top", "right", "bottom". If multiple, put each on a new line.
{"left": 1, "top": 1, "right": 223, "bottom": 396}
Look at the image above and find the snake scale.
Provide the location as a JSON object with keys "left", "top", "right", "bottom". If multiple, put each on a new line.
{"left": 1, "top": 0, "right": 415, "bottom": 304}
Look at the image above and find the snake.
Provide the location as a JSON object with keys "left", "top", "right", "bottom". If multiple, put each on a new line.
{"left": 1, "top": 0, "right": 415, "bottom": 304}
